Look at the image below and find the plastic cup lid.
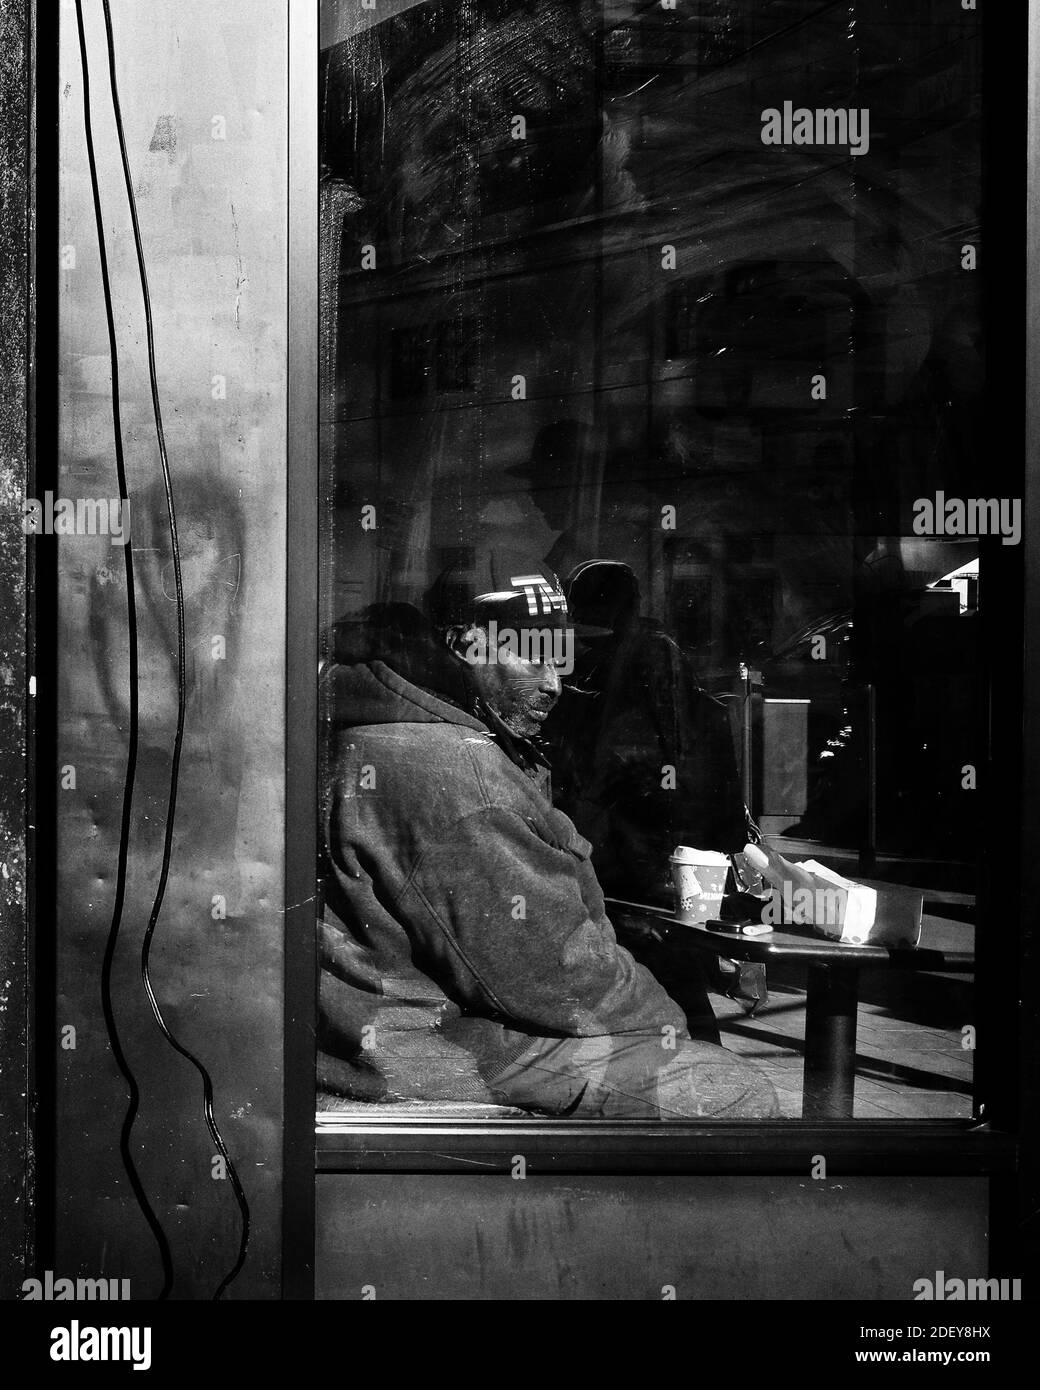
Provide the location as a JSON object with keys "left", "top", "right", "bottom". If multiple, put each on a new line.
{"left": 669, "top": 846, "right": 731, "bottom": 866}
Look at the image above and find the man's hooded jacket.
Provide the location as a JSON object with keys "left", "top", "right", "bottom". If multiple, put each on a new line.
{"left": 318, "top": 608, "right": 689, "bottom": 1103}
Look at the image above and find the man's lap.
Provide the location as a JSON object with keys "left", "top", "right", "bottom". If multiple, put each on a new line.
{"left": 319, "top": 1022, "right": 778, "bottom": 1120}
{"left": 486, "top": 1031, "right": 779, "bottom": 1120}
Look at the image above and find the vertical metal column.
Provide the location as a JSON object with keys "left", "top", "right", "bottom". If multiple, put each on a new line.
{"left": 802, "top": 965, "right": 859, "bottom": 1119}
{"left": 283, "top": 0, "right": 318, "bottom": 1301}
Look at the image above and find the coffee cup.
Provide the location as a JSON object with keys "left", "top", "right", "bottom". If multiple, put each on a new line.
{"left": 669, "top": 846, "right": 730, "bottom": 925}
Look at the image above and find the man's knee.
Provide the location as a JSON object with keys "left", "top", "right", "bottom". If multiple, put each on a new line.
{"left": 656, "top": 1041, "right": 779, "bottom": 1119}
{"left": 706, "top": 1056, "right": 780, "bottom": 1118}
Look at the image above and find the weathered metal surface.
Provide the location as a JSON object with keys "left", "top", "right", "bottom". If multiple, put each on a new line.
{"left": 0, "top": 0, "right": 31, "bottom": 1303}
{"left": 55, "top": 0, "right": 287, "bottom": 1298}
{"left": 316, "top": 1174, "right": 989, "bottom": 1300}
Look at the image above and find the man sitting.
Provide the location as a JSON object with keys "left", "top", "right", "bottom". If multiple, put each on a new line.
{"left": 318, "top": 555, "right": 777, "bottom": 1119}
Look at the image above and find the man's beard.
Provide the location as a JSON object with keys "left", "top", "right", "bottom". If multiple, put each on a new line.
{"left": 491, "top": 691, "right": 556, "bottom": 739}
{"left": 464, "top": 660, "right": 559, "bottom": 740}
{"left": 481, "top": 677, "right": 559, "bottom": 739}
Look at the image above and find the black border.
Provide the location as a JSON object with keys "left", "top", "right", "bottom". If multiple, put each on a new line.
{"left": 1016, "top": 0, "right": 1040, "bottom": 1298}
{"left": 977, "top": 0, "right": 1030, "bottom": 1285}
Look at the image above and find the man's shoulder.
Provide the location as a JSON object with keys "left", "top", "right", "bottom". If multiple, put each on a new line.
{"left": 339, "top": 719, "right": 494, "bottom": 755}
{"left": 333, "top": 719, "right": 540, "bottom": 815}
{"left": 333, "top": 719, "right": 493, "bottom": 783}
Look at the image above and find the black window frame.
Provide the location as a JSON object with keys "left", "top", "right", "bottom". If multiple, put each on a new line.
{"left": 283, "top": 0, "right": 1036, "bottom": 1301}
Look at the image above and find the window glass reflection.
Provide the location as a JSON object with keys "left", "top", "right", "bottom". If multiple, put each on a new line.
{"left": 318, "top": 1, "right": 981, "bottom": 1122}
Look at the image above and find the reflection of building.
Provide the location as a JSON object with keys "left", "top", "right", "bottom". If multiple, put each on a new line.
{"left": 320, "top": 0, "right": 983, "bottom": 862}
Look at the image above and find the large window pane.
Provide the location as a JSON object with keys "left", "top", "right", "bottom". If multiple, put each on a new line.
{"left": 318, "top": 1, "right": 982, "bottom": 1122}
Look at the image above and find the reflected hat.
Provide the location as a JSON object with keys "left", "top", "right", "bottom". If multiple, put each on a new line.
{"left": 426, "top": 550, "right": 569, "bottom": 632}
{"left": 564, "top": 559, "right": 640, "bottom": 626}
{"left": 565, "top": 559, "right": 639, "bottom": 609}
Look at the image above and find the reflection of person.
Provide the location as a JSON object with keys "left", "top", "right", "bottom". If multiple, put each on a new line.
{"left": 318, "top": 553, "right": 777, "bottom": 1118}
{"left": 505, "top": 420, "right": 589, "bottom": 577}
{"left": 549, "top": 560, "right": 748, "bottom": 904}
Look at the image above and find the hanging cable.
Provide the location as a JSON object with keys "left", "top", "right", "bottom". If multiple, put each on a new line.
{"left": 86, "top": 0, "right": 251, "bottom": 1299}
{"left": 74, "top": 0, "right": 174, "bottom": 1300}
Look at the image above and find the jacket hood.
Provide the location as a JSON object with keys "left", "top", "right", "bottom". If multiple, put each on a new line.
{"left": 324, "top": 602, "right": 479, "bottom": 729}
{"left": 323, "top": 602, "right": 554, "bottom": 780}
{"left": 322, "top": 658, "right": 487, "bottom": 732}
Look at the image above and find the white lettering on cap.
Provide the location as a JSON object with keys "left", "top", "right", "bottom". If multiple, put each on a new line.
{"left": 509, "top": 574, "right": 567, "bottom": 617}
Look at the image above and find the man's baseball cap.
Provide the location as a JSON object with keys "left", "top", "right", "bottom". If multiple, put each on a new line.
{"left": 425, "top": 550, "right": 570, "bottom": 633}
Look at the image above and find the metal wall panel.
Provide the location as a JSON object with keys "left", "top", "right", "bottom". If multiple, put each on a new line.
{"left": 316, "top": 1174, "right": 989, "bottom": 1301}
{"left": 55, "top": 0, "right": 287, "bottom": 1298}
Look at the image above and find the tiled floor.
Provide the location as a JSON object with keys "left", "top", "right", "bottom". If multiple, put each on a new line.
{"left": 712, "top": 947, "right": 975, "bottom": 1119}
{"left": 703, "top": 839, "right": 977, "bottom": 1119}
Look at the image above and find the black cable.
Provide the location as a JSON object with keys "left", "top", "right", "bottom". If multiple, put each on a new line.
{"left": 74, "top": 0, "right": 174, "bottom": 1301}
{"left": 95, "top": 0, "right": 251, "bottom": 1300}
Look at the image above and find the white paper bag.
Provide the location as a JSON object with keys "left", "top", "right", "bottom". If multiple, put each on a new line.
{"left": 742, "top": 844, "right": 923, "bottom": 947}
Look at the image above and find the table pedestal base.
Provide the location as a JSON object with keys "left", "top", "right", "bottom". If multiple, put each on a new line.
{"left": 803, "top": 965, "right": 859, "bottom": 1119}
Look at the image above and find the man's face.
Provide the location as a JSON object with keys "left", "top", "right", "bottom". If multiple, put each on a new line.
{"left": 453, "top": 624, "right": 565, "bottom": 738}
